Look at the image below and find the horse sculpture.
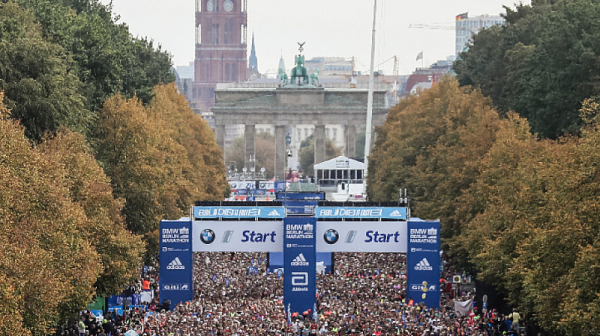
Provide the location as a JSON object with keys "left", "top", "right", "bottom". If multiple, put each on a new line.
{"left": 290, "top": 54, "right": 309, "bottom": 85}
{"left": 310, "top": 69, "right": 320, "bottom": 86}
{"left": 278, "top": 68, "right": 288, "bottom": 86}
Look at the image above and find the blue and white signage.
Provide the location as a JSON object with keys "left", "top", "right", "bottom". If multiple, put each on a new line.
{"left": 192, "top": 221, "right": 283, "bottom": 252}
{"left": 316, "top": 221, "right": 407, "bottom": 253}
{"left": 159, "top": 220, "right": 194, "bottom": 310}
{"left": 284, "top": 218, "right": 317, "bottom": 316}
{"left": 316, "top": 207, "right": 407, "bottom": 220}
{"left": 406, "top": 220, "right": 440, "bottom": 309}
{"left": 194, "top": 206, "right": 285, "bottom": 219}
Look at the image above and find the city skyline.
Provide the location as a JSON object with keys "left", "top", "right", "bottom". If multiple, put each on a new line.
{"left": 100, "top": 0, "right": 529, "bottom": 76}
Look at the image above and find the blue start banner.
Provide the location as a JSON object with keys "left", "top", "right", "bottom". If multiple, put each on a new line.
{"left": 315, "top": 207, "right": 407, "bottom": 220}
{"left": 160, "top": 220, "right": 194, "bottom": 310}
{"left": 406, "top": 220, "right": 441, "bottom": 309}
{"left": 283, "top": 217, "right": 317, "bottom": 316}
{"left": 193, "top": 206, "right": 285, "bottom": 219}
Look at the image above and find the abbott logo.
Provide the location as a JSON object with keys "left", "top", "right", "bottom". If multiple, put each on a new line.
{"left": 291, "top": 272, "right": 308, "bottom": 286}
{"left": 414, "top": 258, "right": 433, "bottom": 271}
{"left": 291, "top": 253, "right": 309, "bottom": 266}
{"left": 166, "top": 257, "right": 185, "bottom": 270}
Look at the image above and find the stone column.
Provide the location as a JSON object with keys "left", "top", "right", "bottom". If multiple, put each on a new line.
{"left": 244, "top": 124, "right": 255, "bottom": 173}
{"left": 216, "top": 125, "right": 226, "bottom": 160}
{"left": 314, "top": 125, "right": 326, "bottom": 166}
{"left": 344, "top": 124, "right": 357, "bottom": 158}
{"left": 275, "top": 125, "right": 286, "bottom": 181}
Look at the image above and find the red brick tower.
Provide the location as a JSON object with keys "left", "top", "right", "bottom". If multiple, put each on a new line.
{"left": 193, "top": 0, "right": 248, "bottom": 113}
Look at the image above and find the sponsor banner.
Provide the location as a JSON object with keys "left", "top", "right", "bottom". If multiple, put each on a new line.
{"left": 315, "top": 207, "right": 407, "bottom": 220}
{"left": 284, "top": 201, "right": 318, "bottom": 215}
{"left": 276, "top": 192, "right": 325, "bottom": 200}
{"left": 406, "top": 220, "right": 440, "bottom": 309}
{"left": 284, "top": 218, "right": 317, "bottom": 316}
{"left": 268, "top": 252, "right": 332, "bottom": 274}
{"left": 193, "top": 206, "right": 285, "bottom": 219}
{"left": 235, "top": 189, "right": 267, "bottom": 196}
{"left": 160, "top": 220, "right": 193, "bottom": 310}
{"left": 316, "top": 221, "right": 407, "bottom": 253}
{"left": 192, "top": 221, "right": 283, "bottom": 252}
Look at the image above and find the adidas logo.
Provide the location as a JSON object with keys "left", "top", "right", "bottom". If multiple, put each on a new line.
{"left": 268, "top": 210, "right": 280, "bottom": 216}
{"left": 390, "top": 210, "right": 403, "bottom": 217}
{"left": 414, "top": 258, "right": 433, "bottom": 271}
{"left": 166, "top": 257, "right": 185, "bottom": 270}
{"left": 290, "top": 253, "right": 309, "bottom": 266}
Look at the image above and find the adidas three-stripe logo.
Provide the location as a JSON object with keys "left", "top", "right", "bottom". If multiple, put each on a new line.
{"left": 290, "top": 253, "right": 309, "bottom": 266}
{"left": 166, "top": 257, "right": 185, "bottom": 270}
{"left": 414, "top": 258, "right": 433, "bottom": 271}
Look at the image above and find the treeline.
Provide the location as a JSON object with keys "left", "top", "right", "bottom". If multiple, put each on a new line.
{"left": 369, "top": 2, "right": 600, "bottom": 334}
{"left": 369, "top": 78, "right": 600, "bottom": 335}
{"left": 0, "top": 1, "right": 228, "bottom": 335}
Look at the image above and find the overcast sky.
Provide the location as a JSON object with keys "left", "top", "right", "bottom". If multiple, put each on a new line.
{"left": 100, "top": 0, "right": 529, "bottom": 76}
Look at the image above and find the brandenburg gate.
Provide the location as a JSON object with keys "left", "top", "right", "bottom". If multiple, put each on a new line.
{"left": 211, "top": 45, "right": 389, "bottom": 179}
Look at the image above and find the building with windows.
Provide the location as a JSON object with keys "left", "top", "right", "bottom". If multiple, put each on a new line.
{"left": 455, "top": 13, "right": 505, "bottom": 56}
{"left": 192, "top": 0, "right": 249, "bottom": 113}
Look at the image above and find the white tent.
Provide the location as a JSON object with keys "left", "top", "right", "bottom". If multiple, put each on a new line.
{"left": 314, "top": 156, "right": 365, "bottom": 187}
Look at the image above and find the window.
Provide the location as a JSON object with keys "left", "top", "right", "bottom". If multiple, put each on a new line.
{"left": 232, "top": 64, "right": 237, "bottom": 81}
{"left": 196, "top": 25, "right": 202, "bottom": 44}
{"left": 297, "top": 129, "right": 301, "bottom": 141}
{"left": 304, "top": 128, "right": 308, "bottom": 138}
{"left": 333, "top": 128, "right": 337, "bottom": 141}
{"left": 225, "top": 64, "right": 230, "bottom": 81}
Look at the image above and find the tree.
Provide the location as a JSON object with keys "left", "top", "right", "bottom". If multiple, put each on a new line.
{"left": 0, "top": 2, "right": 91, "bottom": 140}
{"left": 0, "top": 91, "right": 101, "bottom": 335}
{"left": 298, "top": 134, "right": 342, "bottom": 176}
{"left": 37, "top": 130, "right": 144, "bottom": 297}
{"left": 225, "top": 132, "right": 276, "bottom": 179}
{"left": 93, "top": 85, "right": 228, "bottom": 256}
{"left": 11, "top": 0, "right": 175, "bottom": 112}
{"left": 454, "top": 0, "right": 600, "bottom": 139}
{"left": 368, "top": 77, "right": 503, "bottom": 239}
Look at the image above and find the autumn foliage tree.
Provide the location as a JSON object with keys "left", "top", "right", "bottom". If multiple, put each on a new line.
{"left": 0, "top": 92, "right": 142, "bottom": 335}
{"left": 368, "top": 77, "right": 503, "bottom": 239}
{"left": 93, "top": 84, "right": 228, "bottom": 254}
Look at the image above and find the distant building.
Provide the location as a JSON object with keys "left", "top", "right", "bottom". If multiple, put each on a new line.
{"left": 304, "top": 57, "right": 354, "bottom": 77}
{"left": 455, "top": 13, "right": 505, "bottom": 56}
{"left": 192, "top": 0, "right": 249, "bottom": 114}
{"left": 247, "top": 33, "right": 260, "bottom": 80}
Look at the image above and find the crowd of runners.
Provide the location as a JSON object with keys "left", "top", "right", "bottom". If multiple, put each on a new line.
{"left": 68, "top": 252, "right": 525, "bottom": 336}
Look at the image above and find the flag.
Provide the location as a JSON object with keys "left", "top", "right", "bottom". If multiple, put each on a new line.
{"left": 225, "top": 278, "right": 229, "bottom": 286}
{"left": 456, "top": 12, "right": 468, "bottom": 21}
{"left": 287, "top": 304, "right": 292, "bottom": 325}
{"left": 416, "top": 51, "right": 423, "bottom": 61}
{"left": 212, "top": 273, "right": 217, "bottom": 282}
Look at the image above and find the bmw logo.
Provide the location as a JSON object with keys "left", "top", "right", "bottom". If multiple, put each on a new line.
{"left": 324, "top": 229, "right": 339, "bottom": 244}
{"left": 200, "top": 229, "right": 216, "bottom": 244}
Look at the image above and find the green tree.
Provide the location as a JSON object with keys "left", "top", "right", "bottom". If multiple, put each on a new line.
{"left": 454, "top": 0, "right": 600, "bottom": 139}
{"left": 11, "top": 0, "right": 175, "bottom": 112}
{"left": 0, "top": 2, "right": 91, "bottom": 140}
{"left": 299, "top": 134, "right": 342, "bottom": 176}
